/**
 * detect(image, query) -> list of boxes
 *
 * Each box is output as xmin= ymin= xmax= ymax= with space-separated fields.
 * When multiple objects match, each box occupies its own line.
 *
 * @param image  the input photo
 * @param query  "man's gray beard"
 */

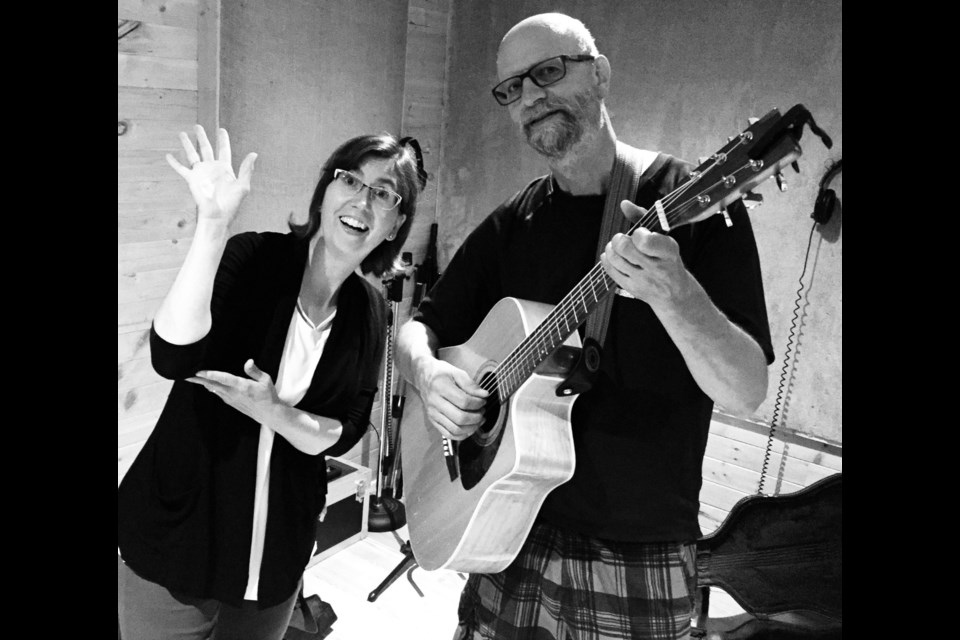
xmin=523 ymin=92 xmax=600 ymax=159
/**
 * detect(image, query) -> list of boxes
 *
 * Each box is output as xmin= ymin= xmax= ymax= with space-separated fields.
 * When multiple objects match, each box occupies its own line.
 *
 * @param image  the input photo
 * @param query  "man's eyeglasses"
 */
xmin=491 ymin=54 xmax=596 ymax=106
xmin=333 ymin=169 xmax=402 ymax=210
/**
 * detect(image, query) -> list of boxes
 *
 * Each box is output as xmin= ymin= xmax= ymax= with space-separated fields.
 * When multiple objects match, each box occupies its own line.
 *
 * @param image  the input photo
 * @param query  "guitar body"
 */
xmin=402 ymin=297 xmax=578 ymax=573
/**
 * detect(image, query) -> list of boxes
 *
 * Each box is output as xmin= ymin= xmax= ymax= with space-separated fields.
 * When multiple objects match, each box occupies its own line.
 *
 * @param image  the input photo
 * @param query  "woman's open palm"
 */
xmin=166 ymin=125 xmax=257 ymax=224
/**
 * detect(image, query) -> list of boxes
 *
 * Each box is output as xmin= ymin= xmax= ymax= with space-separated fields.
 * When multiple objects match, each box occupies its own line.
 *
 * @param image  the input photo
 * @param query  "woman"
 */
xmin=118 ymin=125 xmax=421 ymax=639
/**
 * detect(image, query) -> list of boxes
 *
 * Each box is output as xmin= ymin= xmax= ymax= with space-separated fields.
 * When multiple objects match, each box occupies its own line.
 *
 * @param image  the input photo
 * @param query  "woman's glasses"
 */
xmin=333 ymin=169 xmax=402 ymax=210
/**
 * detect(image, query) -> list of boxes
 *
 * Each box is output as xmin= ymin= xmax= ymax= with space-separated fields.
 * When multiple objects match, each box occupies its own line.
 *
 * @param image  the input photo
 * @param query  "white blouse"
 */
xmin=244 ymin=301 xmax=335 ymax=601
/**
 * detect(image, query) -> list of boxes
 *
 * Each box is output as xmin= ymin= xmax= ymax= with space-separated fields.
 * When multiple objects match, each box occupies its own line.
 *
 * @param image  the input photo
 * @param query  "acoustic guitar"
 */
xmin=402 ymin=105 xmax=832 ymax=573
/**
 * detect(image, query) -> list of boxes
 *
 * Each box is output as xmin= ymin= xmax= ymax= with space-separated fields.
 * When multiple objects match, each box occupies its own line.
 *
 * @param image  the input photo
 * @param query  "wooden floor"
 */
xmin=303 ymin=525 xmax=465 ymax=639
xmin=303 ymin=525 xmax=746 ymax=640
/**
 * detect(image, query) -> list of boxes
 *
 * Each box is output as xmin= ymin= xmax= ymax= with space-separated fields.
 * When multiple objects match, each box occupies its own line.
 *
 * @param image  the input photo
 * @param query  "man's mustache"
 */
xmin=521 ymin=103 xmax=571 ymax=128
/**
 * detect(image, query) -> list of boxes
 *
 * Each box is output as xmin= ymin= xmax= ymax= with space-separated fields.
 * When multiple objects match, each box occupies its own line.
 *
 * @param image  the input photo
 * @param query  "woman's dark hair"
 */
xmin=289 ymin=134 xmax=423 ymax=277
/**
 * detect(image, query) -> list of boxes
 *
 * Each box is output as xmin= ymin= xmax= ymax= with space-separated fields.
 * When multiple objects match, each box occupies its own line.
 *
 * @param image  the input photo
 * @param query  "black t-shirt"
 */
xmin=415 ymin=155 xmax=774 ymax=543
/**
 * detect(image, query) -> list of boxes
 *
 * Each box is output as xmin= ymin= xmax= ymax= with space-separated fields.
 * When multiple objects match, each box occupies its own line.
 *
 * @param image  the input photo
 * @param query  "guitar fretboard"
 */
xmin=492 ymin=214 xmax=667 ymax=400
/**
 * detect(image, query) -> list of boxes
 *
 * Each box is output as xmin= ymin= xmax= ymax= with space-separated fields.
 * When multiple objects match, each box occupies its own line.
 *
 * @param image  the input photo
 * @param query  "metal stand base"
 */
xmin=367 ymin=540 xmax=417 ymax=602
xmin=367 ymin=495 xmax=406 ymax=533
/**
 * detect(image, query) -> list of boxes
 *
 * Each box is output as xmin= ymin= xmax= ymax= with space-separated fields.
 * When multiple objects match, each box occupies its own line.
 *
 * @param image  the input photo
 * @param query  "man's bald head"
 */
xmin=494 ymin=13 xmax=611 ymax=161
xmin=497 ymin=13 xmax=599 ymax=80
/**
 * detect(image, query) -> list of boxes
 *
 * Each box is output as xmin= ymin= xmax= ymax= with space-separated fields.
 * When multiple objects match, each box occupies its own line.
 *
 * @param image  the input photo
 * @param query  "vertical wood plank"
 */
xmin=119 ymin=0 xmax=200 ymax=464
xmin=197 ymin=0 xmax=220 ymax=135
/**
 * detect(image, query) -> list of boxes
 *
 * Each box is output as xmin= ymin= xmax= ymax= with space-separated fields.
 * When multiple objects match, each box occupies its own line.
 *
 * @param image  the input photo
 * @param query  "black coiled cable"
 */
xmin=758 ymin=220 xmax=818 ymax=495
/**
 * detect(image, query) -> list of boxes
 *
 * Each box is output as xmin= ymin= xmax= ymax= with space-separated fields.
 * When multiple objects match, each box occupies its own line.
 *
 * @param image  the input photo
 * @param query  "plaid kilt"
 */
xmin=455 ymin=521 xmax=697 ymax=640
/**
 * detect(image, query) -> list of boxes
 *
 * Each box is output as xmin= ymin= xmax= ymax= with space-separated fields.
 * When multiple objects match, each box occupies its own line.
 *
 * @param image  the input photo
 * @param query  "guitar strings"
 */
xmin=482 ymin=157 xmax=756 ymax=398
xmin=481 ymin=145 xmax=757 ymax=398
xmin=483 ymin=165 xmax=717 ymax=394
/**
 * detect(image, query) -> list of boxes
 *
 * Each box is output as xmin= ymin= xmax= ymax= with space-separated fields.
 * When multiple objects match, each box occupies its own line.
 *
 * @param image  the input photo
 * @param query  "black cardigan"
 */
xmin=118 ymin=231 xmax=386 ymax=607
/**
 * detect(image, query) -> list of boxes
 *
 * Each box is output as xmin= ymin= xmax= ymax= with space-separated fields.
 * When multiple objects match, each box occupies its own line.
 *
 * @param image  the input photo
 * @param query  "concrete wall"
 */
xmin=440 ymin=0 xmax=842 ymax=443
xmin=219 ymin=0 xmax=409 ymax=234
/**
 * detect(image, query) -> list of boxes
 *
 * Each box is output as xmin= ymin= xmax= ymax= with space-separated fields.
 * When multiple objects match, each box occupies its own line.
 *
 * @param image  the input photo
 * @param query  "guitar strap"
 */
xmin=584 ymin=141 xmax=659 ymax=349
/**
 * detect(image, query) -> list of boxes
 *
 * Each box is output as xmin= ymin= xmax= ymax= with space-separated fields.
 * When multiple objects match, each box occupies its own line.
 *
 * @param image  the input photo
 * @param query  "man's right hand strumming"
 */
xmin=397 ymin=320 xmax=489 ymax=441
xmin=413 ymin=356 xmax=488 ymax=441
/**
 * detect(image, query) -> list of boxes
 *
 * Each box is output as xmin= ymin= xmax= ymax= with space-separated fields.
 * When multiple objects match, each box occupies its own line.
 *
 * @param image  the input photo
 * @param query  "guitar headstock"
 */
xmin=664 ymin=106 xmax=817 ymax=230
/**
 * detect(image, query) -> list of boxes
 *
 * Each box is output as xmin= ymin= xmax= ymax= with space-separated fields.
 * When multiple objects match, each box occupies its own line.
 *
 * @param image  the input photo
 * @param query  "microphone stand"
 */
xmin=367 ymin=271 xmax=407 ymax=534
xmin=367 ymin=253 xmax=423 ymax=603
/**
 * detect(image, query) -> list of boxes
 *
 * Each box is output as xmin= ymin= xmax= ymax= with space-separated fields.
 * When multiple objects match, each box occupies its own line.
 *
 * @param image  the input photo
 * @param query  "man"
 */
xmin=397 ymin=13 xmax=773 ymax=640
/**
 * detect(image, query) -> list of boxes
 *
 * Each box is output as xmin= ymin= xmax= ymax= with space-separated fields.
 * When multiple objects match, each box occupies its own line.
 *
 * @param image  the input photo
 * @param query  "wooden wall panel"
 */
xmin=118 ymin=210 xmax=196 ymax=244
xmin=119 ymin=410 xmax=163 ymax=449
xmin=119 ymin=379 xmax=174 ymax=421
xmin=118 ymin=0 xmax=198 ymax=28
xmin=118 ymin=327 xmax=152 ymax=364
xmin=117 ymin=22 xmax=197 ymax=59
xmin=118 ymin=1 xmax=200 ymax=482
xmin=119 ymin=87 xmax=197 ymax=121
xmin=118 ymin=54 xmax=197 ymax=91
xmin=698 ymin=417 xmax=842 ymax=534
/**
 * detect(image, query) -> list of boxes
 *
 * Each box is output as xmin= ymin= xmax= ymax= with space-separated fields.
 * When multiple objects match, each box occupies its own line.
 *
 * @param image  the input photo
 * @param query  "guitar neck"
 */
xmin=491 ymin=106 xmax=818 ymax=402
xmin=493 ymin=263 xmax=612 ymax=399
xmin=493 ymin=208 xmax=676 ymax=399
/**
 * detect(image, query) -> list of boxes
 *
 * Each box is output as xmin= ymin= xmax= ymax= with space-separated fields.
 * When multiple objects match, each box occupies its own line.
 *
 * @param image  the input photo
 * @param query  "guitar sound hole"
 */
xmin=458 ymin=372 xmax=505 ymax=491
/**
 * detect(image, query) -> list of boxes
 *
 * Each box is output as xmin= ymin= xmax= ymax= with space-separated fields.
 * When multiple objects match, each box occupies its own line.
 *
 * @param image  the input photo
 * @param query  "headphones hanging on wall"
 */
xmin=812 ymin=158 xmax=842 ymax=224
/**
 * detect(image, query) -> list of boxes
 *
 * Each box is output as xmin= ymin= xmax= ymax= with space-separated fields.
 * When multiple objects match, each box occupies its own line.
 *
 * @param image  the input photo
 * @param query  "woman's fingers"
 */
xmin=237 ymin=152 xmax=258 ymax=190
xmin=187 ymin=376 xmax=225 ymax=395
xmin=178 ymin=131 xmax=201 ymax=167
xmin=165 ymin=153 xmax=190 ymax=177
xmin=217 ymin=128 xmax=232 ymax=168
xmin=243 ymin=359 xmax=272 ymax=384
xmin=195 ymin=124 xmax=215 ymax=162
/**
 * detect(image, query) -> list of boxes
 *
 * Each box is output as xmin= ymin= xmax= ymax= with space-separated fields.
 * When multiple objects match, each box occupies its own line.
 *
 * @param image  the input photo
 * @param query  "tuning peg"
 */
xmin=719 ymin=208 xmax=733 ymax=227
xmin=747 ymin=117 xmax=759 ymax=125
xmin=697 ymin=156 xmax=709 ymax=165
xmin=774 ymin=171 xmax=788 ymax=192
xmin=741 ymin=192 xmax=763 ymax=210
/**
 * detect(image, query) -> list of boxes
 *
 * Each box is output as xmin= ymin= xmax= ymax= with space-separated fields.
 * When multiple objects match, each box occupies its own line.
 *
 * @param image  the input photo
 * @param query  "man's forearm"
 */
xmin=655 ymin=278 xmax=768 ymax=416
xmin=396 ymin=320 xmax=441 ymax=392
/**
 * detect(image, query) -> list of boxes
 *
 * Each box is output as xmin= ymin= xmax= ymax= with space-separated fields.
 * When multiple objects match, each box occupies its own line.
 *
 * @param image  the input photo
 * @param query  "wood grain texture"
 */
xmin=117 ymin=21 xmax=197 ymax=59
xmin=118 ymin=209 xmax=196 ymax=244
xmin=118 ymin=0 xmax=199 ymax=468
xmin=697 ymin=417 xmax=842 ymax=534
xmin=118 ymin=409 xmax=162 ymax=448
xmin=118 ymin=116 xmax=198 ymax=152
xmin=119 ymin=378 xmax=173 ymax=420
xmin=118 ymin=0 xmax=198 ymax=28
xmin=118 ymin=53 xmax=198 ymax=91
xmin=118 ymin=354 xmax=164 ymax=392
xmin=118 ymin=87 xmax=197 ymax=121
xmin=118 ymin=238 xmax=193 ymax=275
xmin=118 ymin=327 xmax=152 ymax=362
xmin=118 ymin=151 xmax=186 ymax=184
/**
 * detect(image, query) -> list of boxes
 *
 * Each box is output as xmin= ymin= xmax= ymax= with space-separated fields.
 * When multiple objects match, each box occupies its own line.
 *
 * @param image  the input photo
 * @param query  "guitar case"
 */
xmin=694 ymin=473 xmax=842 ymax=639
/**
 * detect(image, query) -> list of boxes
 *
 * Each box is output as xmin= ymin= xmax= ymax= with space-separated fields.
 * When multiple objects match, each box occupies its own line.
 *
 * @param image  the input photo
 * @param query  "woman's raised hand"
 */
xmin=166 ymin=125 xmax=257 ymax=224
